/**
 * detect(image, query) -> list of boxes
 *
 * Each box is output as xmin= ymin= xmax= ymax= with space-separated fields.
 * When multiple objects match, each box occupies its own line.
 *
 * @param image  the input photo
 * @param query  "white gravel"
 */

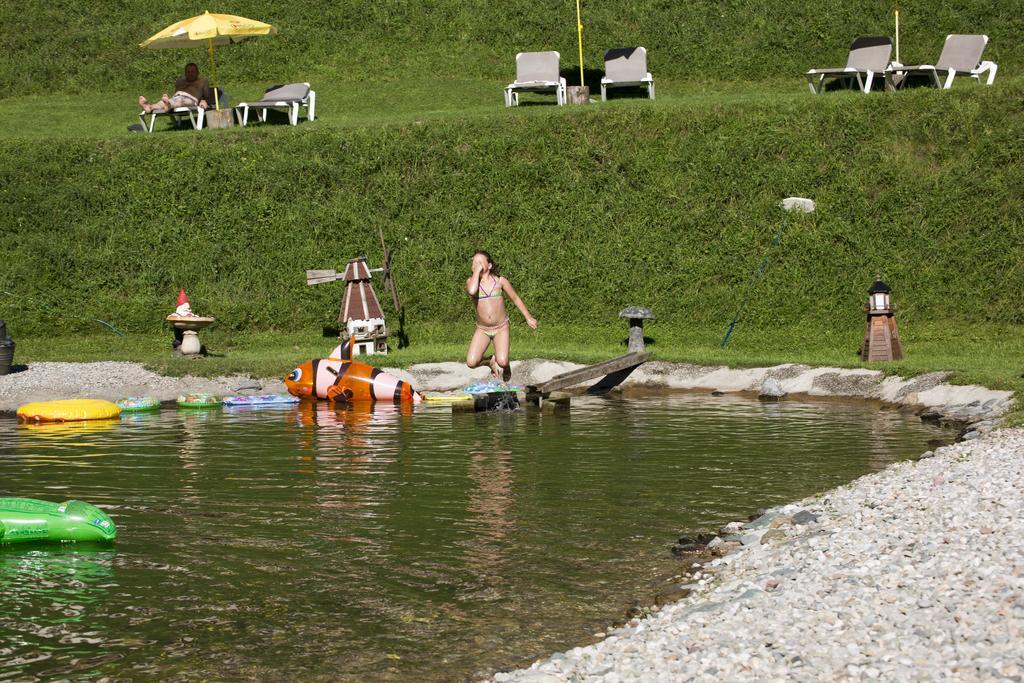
xmin=490 ymin=428 xmax=1024 ymax=682
xmin=0 ymin=362 xmax=284 ymax=411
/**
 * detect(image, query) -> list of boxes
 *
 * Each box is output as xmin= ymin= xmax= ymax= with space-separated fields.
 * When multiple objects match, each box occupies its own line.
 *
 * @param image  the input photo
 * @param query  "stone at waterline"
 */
xmin=711 ymin=540 xmax=742 ymax=556
xmin=676 ymin=532 xmax=716 ymax=545
xmin=671 ymin=542 xmax=704 ymax=556
xmin=760 ymin=528 xmax=788 ymax=544
xmin=719 ymin=520 xmax=745 ymax=535
xmin=739 ymin=531 xmax=765 ymax=546
xmin=744 ymin=512 xmax=778 ymax=529
xmin=759 ymin=378 xmax=786 ymax=400
xmin=792 ymin=510 xmax=820 ymax=525
xmin=654 ymin=586 xmax=692 ymax=606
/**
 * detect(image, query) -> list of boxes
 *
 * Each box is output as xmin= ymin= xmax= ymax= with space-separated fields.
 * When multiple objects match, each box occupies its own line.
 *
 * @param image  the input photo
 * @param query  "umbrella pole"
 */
xmin=894 ymin=1 xmax=900 ymax=63
xmin=207 ymin=38 xmax=220 ymax=110
xmin=576 ymin=0 xmax=585 ymax=88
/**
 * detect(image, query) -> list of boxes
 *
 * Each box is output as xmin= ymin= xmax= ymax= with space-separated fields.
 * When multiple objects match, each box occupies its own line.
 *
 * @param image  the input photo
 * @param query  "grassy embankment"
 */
xmin=1 ymin=1 xmax=1022 ymax=419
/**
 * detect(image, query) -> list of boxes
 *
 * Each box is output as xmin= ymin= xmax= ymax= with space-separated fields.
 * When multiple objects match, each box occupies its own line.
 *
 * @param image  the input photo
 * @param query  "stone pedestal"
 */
xmin=167 ymin=315 xmax=215 ymax=357
xmin=179 ymin=331 xmax=202 ymax=355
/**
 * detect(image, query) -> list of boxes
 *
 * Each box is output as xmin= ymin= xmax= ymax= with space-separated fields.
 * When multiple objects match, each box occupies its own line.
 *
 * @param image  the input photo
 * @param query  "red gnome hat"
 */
xmin=176 ymin=289 xmax=189 ymax=306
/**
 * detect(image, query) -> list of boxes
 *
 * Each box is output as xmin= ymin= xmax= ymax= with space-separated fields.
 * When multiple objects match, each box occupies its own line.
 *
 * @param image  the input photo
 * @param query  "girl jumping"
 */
xmin=466 ymin=250 xmax=538 ymax=382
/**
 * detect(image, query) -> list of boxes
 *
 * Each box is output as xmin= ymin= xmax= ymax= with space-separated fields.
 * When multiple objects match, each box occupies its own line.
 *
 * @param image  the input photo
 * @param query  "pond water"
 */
xmin=0 ymin=394 xmax=952 ymax=681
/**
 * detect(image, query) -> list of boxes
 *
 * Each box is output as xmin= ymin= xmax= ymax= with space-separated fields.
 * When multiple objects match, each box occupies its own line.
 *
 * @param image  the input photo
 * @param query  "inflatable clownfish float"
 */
xmin=284 ymin=337 xmax=422 ymax=403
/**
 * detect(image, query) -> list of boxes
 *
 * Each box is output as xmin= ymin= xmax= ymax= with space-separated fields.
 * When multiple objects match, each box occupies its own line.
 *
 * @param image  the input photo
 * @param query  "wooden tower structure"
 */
xmin=337 ymin=257 xmax=388 ymax=355
xmin=305 ymin=229 xmax=402 ymax=357
xmin=862 ymin=275 xmax=903 ymax=362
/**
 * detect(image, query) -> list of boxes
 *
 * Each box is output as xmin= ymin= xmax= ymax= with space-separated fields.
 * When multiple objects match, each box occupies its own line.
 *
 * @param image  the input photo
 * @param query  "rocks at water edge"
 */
xmin=489 ymin=428 xmax=1024 ymax=682
xmin=758 ymin=378 xmax=786 ymax=400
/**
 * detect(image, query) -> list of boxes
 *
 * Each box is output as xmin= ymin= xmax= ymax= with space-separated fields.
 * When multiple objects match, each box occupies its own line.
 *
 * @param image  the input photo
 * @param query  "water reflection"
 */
xmin=0 ymin=546 xmax=117 ymax=679
xmin=465 ymin=438 xmax=514 ymax=581
xmin=13 ymin=419 xmax=120 ymax=468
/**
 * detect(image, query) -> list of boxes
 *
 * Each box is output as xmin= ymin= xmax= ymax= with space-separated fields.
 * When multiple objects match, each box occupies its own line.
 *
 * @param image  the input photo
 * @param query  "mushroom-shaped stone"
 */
xmin=618 ymin=306 xmax=655 ymax=353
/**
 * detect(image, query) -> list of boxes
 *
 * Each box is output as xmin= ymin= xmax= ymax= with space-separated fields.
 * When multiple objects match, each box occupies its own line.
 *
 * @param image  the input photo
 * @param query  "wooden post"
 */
xmin=566 ymin=86 xmax=590 ymax=104
xmin=525 ymin=391 xmax=572 ymax=413
xmin=205 ymin=109 xmax=234 ymax=129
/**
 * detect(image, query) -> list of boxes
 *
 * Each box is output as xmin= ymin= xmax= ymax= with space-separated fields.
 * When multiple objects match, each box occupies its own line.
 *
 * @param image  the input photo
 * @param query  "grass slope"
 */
xmin=2 ymin=0 xmax=1021 ymax=96
xmin=2 ymin=83 xmax=1022 ymax=338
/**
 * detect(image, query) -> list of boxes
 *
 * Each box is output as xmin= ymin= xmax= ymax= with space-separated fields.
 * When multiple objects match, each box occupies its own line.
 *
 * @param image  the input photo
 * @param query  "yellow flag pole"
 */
xmin=894 ymin=0 xmax=900 ymax=63
xmin=207 ymin=38 xmax=220 ymax=110
xmin=576 ymin=0 xmax=585 ymax=89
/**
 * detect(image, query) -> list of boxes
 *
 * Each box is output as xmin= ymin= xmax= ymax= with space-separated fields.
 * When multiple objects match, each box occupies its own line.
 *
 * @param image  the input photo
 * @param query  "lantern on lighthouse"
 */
xmin=861 ymin=274 xmax=903 ymax=361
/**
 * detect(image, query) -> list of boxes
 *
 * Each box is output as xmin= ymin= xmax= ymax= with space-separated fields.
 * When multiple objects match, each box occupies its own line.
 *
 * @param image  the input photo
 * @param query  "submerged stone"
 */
xmin=792 ymin=510 xmax=820 ymax=525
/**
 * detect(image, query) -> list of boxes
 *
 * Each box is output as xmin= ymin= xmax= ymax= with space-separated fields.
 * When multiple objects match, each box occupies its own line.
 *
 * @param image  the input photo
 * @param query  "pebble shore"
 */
xmin=490 ymin=427 xmax=1024 ymax=682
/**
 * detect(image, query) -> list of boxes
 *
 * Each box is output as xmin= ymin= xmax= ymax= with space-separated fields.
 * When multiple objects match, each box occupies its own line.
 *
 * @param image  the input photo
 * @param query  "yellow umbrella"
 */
xmin=140 ymin=11 xmax=277 ymax=110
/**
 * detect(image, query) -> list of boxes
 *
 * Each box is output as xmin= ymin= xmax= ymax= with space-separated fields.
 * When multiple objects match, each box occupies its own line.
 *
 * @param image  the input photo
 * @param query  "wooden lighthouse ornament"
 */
xmin=340 ymin=257 xmax=388 ymax=355
xmin=862 ymin=274 xmax=903 ymax=362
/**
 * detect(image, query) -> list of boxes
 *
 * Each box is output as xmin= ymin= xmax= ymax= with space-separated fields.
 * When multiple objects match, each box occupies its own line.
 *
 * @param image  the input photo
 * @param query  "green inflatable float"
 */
xmin=0 ymin=498 xmax=117 ymax=545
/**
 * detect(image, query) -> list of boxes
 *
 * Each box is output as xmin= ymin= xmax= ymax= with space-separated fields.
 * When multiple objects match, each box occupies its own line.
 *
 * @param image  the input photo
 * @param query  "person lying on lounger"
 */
xmin=138 ymin=62 xmax=209 ymax=113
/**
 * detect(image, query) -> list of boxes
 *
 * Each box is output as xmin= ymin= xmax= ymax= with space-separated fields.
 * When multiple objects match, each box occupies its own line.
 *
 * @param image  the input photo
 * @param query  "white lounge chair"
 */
xmin=138 ymin=105 xmax=205 ymax=133
xmin=885 ymin=34 xmax=997 ymax=89
xmin=601 ymin=47 xmax=655 ymax=101
xmin=806 ymin=36 xmax=892 ymax=94
xmin=504 ymin=51 xmax=566 ymax=107
xmin=235 ymin=83 xmax=316 ymax=127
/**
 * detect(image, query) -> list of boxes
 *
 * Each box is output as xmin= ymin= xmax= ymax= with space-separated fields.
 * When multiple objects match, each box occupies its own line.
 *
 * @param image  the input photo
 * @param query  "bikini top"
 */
xmin=477 ymin=276 xmax=503 ymax=300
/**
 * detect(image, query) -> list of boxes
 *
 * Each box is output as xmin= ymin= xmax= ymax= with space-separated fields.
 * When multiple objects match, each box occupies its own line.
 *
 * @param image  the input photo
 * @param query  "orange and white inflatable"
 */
xmin=284 ymin=337 xmax=422 ymax=403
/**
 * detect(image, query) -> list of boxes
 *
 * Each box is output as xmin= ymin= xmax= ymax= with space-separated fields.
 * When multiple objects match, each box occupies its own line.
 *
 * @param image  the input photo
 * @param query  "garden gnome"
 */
xmin=174 ymin=289 xmax=196 ymax=317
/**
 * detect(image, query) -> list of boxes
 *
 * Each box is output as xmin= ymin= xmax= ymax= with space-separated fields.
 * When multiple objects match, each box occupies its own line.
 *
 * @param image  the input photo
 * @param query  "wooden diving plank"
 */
xmin=528 ymin=352 xmax=650 ymax=395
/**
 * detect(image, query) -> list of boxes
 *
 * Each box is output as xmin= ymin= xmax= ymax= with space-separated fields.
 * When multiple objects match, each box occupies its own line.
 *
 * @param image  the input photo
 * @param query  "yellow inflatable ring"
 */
xmin=17 ymin=399 xmax=121 ymax=423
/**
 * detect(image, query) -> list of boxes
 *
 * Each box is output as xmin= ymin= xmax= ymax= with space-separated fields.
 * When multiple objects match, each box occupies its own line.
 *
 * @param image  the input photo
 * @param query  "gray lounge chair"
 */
xmin=885 ymin=34 xmax=997 ymax=89
xmin=504 ymin=51 xmax=566 ymax=107
xmin=805 ymin=36 xmax=893 ymax=94
xmin=235 ymin=83 xmax=316 ymax=127
xmin=601 ymin=47 xmax=655 ymax=101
